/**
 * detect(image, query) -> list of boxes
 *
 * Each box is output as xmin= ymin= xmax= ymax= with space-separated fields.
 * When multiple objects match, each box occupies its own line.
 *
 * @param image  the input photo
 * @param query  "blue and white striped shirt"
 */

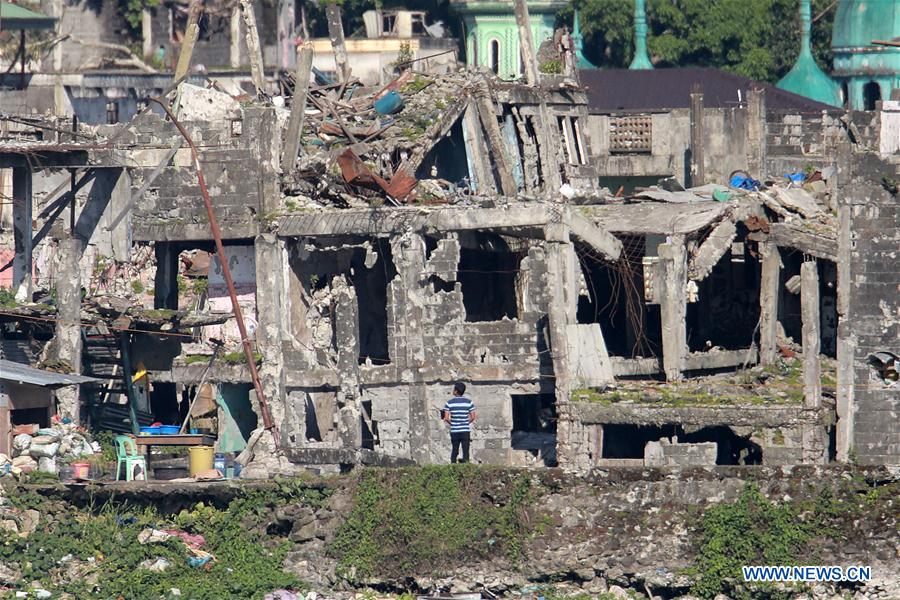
xmin=443 ymin=396 xmax=475 ymax=433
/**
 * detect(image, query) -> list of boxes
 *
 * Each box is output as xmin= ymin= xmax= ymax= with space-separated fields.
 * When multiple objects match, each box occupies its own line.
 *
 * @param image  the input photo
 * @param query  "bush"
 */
xmin=329 ymin=465 xmax=533 ymax=580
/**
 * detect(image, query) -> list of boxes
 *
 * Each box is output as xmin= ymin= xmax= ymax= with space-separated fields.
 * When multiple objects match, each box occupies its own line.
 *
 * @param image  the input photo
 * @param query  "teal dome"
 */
xmin=777 ymin=0 xmax=840 ymax=106
xmin=831 ymin=0 xmax=900 ymax=109
xmin=832 ymin=0 xmax=900 ymax=50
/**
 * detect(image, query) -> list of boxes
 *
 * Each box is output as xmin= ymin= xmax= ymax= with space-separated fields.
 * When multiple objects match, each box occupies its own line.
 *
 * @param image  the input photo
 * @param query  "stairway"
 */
xmin=81 ymin=327 xmax=153 ymax=433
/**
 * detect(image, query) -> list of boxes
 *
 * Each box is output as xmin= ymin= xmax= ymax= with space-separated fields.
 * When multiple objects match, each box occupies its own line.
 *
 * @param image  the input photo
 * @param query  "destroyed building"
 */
xmin=1 ymin=1 xmax=899 ymax=475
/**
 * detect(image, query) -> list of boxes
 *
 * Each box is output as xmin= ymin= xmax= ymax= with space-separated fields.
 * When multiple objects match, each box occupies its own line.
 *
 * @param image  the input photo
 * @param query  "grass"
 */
xmin=329 ymin=465 xmax=535 ymax=581
xmin=687 ymin=482 xmax=871 ymax=599
xmin=0 ymin=479 xmax=331 ymax=599
xmin=183 ymin=352 xmax=262 ymax=365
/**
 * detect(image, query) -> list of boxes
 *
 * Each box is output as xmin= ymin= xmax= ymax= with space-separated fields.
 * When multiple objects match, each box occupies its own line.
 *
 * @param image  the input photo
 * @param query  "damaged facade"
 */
xmin=1 ymin=3 xmax=899 ymax=475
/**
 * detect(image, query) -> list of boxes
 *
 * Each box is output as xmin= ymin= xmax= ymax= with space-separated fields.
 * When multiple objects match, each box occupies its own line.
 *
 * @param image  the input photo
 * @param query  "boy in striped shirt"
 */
xmin=442 ymin=382 xmax=477 ymax=463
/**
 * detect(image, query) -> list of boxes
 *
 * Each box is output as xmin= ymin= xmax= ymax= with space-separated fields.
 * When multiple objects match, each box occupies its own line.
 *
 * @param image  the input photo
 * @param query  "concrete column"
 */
xmin=153 ymin=242 xmax=179 ymax=310
xmin=758 ymin=241 xmax=781 ymax=365
xmin=835 ymin=167 xmax=855 ymax=462
xmin=334 ymin=276 xmax=362 ymax=449
xmin=747 ymin=88 xmax=766 ymax=178
xmin=512 ymin=0 xmax=540 ymax=84
xmin=393 ymin=233 xmax=430 ymax=463
xmin=246 ymin=107 xmax=281 ymax=216
xmin=544 ymin=224 xmax=578 ymax=469
xmin=689 ymin=92 xmax=705 ymax=186
xmin=801 ymin=260 xmax=821 ymax=408
xmin=462 ymin=104 xmax=496 ymax=194
xmin=659 ymin=236 xmax=687 ymax=381
xmin=141 ymin=9 xmax=153 ymax=59
xmin=54 ymin=237 xmax=83 ymax=423
xmin=800 ymin=259 xmax=827 ymax=463
xmin=230 ymin=4 xmax=242 ymax=69
xmin=12 ymin=167 xmax=32 ymax=301
xmin=254 ymin=234 xmax=290 ymax=456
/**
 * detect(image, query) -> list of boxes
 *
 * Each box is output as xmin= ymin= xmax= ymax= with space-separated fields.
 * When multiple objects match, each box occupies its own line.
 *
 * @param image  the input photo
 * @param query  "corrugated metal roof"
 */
xmin=0 ymin=2 xmax=57 ymax=31
xmin=0 ymin=359 xmax=98 ymax=387
xmin=579 ymin=67 xmax=837 ymax=113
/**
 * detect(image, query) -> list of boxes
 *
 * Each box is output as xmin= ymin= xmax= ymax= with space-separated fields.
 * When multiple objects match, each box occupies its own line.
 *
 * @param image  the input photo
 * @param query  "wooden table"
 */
xmin=133 ymin=434 xmax=216 ymax=479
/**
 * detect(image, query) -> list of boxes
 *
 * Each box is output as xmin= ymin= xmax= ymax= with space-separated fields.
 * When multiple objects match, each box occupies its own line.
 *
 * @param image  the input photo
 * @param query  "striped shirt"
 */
xmin=443 ymin=396 xmax=475 ymax=433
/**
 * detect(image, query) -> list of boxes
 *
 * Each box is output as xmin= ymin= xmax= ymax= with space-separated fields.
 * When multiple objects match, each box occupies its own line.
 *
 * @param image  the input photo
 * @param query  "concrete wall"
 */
xmin=586 ymin=108 xmax=751 ymax=187
xmin=129 ymin=109 xmax=269 ymax=242
xmin=843 ymin=157 xmax=900 ymax=465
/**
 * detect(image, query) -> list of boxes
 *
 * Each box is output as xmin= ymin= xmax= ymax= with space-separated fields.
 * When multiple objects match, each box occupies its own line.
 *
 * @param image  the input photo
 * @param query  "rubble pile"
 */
xmin=2 ymin=420 xmax=99 ymax=477
xmin=276 ymin=69 xmax=477 ymax=206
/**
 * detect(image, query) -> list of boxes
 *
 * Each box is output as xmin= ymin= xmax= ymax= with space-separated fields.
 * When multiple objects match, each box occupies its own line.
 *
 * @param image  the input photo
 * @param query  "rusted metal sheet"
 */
xmin=336 ymin=148 xmax=418 ymax=201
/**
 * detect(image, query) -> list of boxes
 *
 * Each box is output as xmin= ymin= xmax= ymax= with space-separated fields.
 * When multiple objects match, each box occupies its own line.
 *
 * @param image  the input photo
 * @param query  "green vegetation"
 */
xmin=183 ymin=351 xmax=262 ymax=366
xmin=570 ymin=0 xmax=836 ymax=84
xmin=393 ymin=41 xmax=414 ymax=70
xmin=131 ymin=280 xmax=145 ymax=295
xmin=0 ymin=288 xmax=17 ymax=307
xmin=401 ymin=74 xmax=432 ymax=94
xmin=222 ymin=351 xmax=263 ymax=365
xmin=689 ymin=483 xmax=863 ymax=599
xmin=539 ymin=59 xmax=563 ymax=74
xmin=329 ymin=465 xmax=535 ymax=581
xmin=191 ymin=278 xmax=209 ymax=296
xmin=0 ymin=479 xmax=330 ymax=599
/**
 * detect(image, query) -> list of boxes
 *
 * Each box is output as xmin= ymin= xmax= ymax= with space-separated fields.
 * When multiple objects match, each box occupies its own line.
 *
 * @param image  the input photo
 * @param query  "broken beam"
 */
xmin=567 ymin=211 xmax=623 ymax=262
xmin=474 ymin=82 xmax=517 ymax=197
xmin=325 ymin=3 xmax=350 ymax=83
xmin=239 ymin=0 xmax=266 ymax=95
xmin=768 ymin=222 xmax=838 ymax=261
xmin=280 ymin=43 xmax=314 ymax=173
xmin=173 ymin=0 xmax=203 ymax=82
xmin=688 ymin=219 xmax=737 ymax=280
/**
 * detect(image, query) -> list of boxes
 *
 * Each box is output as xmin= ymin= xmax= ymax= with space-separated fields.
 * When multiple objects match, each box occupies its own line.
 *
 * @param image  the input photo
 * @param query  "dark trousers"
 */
xmin=450 ymin=431 xmax=471 ymax=463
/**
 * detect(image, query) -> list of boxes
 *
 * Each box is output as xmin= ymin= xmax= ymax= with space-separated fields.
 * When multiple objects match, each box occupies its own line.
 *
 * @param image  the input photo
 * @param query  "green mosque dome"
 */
xmin=777 ymin=0 xmax=840 ymax=106
xmin=831 ymin=0 xmax=900 ymax=109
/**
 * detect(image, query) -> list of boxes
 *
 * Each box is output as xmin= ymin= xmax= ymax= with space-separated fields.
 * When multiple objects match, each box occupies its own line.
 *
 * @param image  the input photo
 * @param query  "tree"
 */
xmin=571 ymin=0 xmax=835 ymax=84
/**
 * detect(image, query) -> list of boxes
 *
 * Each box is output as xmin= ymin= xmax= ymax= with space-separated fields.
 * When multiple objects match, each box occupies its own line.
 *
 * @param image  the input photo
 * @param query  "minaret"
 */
xmin=573 ymin=9 xmax=597 ymax=69
xmin=628 ymin=0 xmax=652 ymax=69
xmin=777 ymin=0 xmax=840 ymax=106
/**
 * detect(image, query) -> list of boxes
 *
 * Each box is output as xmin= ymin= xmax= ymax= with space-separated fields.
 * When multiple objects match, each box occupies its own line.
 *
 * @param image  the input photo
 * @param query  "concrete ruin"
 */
xmin=1 ymin=26 xmax=899 ymax=473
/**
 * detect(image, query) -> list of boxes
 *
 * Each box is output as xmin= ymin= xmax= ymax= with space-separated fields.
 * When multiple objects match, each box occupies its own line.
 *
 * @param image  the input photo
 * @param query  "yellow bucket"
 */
xmin=188 ymin=446 xmax=215 ymax=477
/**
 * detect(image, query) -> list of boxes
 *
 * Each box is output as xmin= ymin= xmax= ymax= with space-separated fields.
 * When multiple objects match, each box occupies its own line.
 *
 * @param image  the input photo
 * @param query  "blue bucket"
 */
xmin=140 ymin=426 xmax=161 ymax=435
xmin=374 ymin=90 xmax=404 ymax=115
xmin=158 ymin=425 xmax=180 ymax=435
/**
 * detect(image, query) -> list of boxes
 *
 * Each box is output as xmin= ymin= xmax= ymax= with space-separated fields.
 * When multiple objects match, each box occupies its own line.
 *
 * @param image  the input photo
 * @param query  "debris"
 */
xmin=729 ymin=171 xmax=762 ymax=191
xmin=868 ymin=352 xmax=899 ymax=385
xmin=374 ymin=90 xmax=404 ymax=115
xmin=771 ymin=186 xmax=822 ymax=218
xmin=139 ymin=558 xmax=172 ymax=572
xmin=138 ymin=528 xmax=173 ymax=544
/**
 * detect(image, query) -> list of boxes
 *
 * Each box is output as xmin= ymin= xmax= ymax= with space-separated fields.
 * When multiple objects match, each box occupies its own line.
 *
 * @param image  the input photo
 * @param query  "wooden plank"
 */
xmin=133 ymin=434 xmax=216 ymax=446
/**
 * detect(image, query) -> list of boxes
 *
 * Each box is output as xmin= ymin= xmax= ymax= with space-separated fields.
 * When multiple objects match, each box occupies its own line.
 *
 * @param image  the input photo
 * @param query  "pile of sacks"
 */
xmin=2 ymin=421 xmax=99 ymax=476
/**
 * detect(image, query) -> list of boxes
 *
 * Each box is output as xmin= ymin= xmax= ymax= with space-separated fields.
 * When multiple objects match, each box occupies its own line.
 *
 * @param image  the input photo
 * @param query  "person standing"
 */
xmin=443 ymin=382 xmax=476 ymax=463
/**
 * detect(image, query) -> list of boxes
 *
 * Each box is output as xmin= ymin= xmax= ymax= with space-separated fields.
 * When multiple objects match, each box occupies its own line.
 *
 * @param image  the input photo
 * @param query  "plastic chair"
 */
xmin=115 ymin=435 xmax=147 ymax=481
